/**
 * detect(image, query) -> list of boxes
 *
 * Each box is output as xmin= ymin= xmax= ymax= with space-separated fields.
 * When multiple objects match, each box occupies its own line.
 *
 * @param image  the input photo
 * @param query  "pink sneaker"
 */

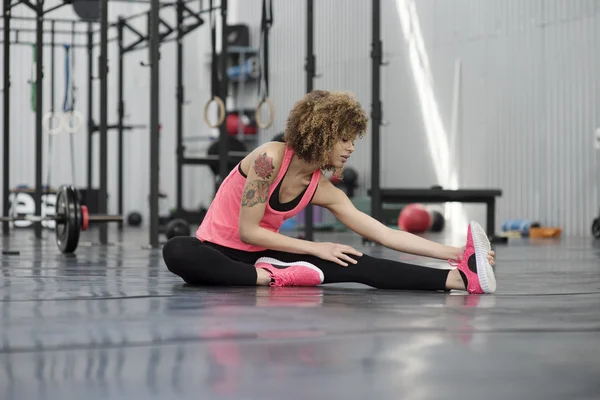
xmin=449 ymin=221 xmax=497 ymax=294
xmin=255 ymin=257 xmax=324 ymax=287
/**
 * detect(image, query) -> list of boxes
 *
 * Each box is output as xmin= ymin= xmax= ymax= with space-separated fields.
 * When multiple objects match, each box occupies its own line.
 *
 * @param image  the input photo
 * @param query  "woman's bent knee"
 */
xmin=162 ymin=236 xmax=199 ymax=275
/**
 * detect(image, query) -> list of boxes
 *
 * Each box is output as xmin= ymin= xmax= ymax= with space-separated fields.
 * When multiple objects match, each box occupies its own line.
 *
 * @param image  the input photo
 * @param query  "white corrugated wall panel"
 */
xmin=404 ymin=0 xmax=600 ymax=236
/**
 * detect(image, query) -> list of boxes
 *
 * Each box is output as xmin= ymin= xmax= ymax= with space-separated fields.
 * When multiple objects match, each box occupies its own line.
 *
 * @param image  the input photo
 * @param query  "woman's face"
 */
xmin=329 ymin=138 xmax=355 ymax=169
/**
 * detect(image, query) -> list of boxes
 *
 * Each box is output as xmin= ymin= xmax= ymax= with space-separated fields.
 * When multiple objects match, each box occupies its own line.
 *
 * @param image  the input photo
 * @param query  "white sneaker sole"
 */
xmin=255 ymin=257 xmax=325 ymax=284
xmin=469 ymin=221 xmax=497 ymax=294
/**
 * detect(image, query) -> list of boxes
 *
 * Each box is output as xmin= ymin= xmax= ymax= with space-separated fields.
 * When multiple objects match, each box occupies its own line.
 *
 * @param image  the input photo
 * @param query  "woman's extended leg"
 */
xmin=257 ymin=251 xmax=454 ymax=291
xmin=257 ymin=222 xmax=496 ymax=294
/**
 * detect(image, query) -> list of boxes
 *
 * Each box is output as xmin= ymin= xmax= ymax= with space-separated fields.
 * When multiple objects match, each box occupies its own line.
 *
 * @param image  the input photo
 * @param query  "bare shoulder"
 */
xmin=240 ymin=141 xmax=286 ymax=179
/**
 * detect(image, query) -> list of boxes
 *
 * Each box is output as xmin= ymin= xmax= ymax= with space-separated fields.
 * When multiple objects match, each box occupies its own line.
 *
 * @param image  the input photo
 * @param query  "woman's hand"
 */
xmin=487 ymin=250 xmax=496 ymax=266
xmin=312 ymin=242 xmax=363 ymax=267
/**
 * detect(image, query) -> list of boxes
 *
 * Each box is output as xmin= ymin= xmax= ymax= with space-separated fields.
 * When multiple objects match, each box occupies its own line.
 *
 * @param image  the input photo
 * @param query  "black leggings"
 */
xmin=162 ymin=236 xmax=450 ymax=291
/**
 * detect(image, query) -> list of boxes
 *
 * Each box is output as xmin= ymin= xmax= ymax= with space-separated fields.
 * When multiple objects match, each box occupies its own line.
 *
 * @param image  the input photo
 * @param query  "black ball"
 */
xmin=166 ymin=219 xmax=191 ymax=239
xmin=430 ymin=210 xmax=445 ymax=232
xmin=272 ymin=132 xmax=285 ymax=142
xmin=127 ymin=211 xmax=143 ymax=227
xmin=592 ymin=218 xmax=600 ymax=239
xmin=207 ymin=137 xmax=247 ymax=176
xmin=343 ymin=167 xmax=358 ymax=186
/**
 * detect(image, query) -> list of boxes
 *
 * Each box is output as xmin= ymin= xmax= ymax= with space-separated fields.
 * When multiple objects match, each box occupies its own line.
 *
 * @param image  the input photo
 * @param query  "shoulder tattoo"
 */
xmin=241 ymin=180 xmax=270 ymax=207
xmin=253 ymin=152 xmax=275 ymax=179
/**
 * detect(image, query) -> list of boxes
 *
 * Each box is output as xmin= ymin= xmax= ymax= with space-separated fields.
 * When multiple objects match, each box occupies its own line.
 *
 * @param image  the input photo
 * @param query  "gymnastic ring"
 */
xmin=255 ymin=97 xmax=274 ymax=129
xmin=62 ymin=110 xmax=84 ymax=133
xmin=203 ymin=96 xmax=226 ymax=128
xmin=42 ymin=112 xmax=62 ymax=135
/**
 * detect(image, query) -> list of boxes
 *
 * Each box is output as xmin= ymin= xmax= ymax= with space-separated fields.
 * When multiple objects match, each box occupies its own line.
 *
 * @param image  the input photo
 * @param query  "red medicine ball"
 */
xmin=226 ymin=113 xmax=257 ymax=135
xmin=398 ymin=203 xmax=432 ymax=233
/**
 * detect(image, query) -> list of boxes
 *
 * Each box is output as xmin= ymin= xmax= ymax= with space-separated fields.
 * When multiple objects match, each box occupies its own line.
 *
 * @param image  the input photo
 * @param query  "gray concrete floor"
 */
xmin=1 ymin=226 xmax=600 ymax=400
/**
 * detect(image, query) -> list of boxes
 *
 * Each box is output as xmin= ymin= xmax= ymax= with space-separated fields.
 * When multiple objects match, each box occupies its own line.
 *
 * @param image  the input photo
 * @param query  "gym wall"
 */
xmin=382 ymin=0 xmax=600 ymax=236
xmin=2 ymin=0 xmax=598 ymax=236
xmin=243 ymin=0 xmax=598 ymax=236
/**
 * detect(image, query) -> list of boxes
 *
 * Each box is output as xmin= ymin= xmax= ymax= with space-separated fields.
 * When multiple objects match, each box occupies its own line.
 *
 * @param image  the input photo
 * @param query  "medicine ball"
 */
xmin=344 ymin=167 xmax=358 ymax=186
xmin=127 ymin=211 xmax=143 ymax=227
xmin=398 ymin=203 xmax=431 ymax=233
xmin=272 ymin=132 xmax=285 ymax=142
xmin=429 ymin=209 xmax=445 ymax=232
xmin=329 ymin=168 xmax=359 ymax=197
xmin=207 ymin=137 xmax=248 ymax=176
xmin=165 ymin=219 xmax=191 ymax=240
xmin=592 ymin=218 xmax=600 ymax=239
xmin=226 ymin=112 xmax=257 ymax=135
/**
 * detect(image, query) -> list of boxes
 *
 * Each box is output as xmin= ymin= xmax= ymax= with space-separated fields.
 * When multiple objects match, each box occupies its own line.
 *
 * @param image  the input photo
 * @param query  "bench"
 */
xmin=371 ymin=188 xmax=503 ymax=234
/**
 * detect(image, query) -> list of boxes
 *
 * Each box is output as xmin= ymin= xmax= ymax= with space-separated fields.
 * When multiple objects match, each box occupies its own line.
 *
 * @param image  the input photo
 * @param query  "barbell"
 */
xmin=0 ymin=185 xmax=123 ymax=253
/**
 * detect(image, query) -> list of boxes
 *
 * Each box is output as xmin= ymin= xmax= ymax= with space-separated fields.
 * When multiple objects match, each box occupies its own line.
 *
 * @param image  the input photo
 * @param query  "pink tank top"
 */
xmin=196 ymin=145 xmax=321 ymax=251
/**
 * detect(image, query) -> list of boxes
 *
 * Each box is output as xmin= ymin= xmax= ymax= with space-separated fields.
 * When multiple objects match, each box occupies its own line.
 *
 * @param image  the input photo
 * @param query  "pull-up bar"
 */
xmin=0 ymin=39 xmax=87 ymax=48
xmin=0 ymin=15 xmax=90 ymax=24
xmin=0 ymin=26 xmax=87 ymax=47
xmin=0 ymin=25 xmax=91 ymax=35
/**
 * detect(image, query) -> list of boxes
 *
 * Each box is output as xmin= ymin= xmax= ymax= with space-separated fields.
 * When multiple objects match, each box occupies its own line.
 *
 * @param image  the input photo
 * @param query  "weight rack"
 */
xmin=2 ymin=0 xmax=385 ymax=248
xmin=1 ymin=0 xmax=220 ymax=249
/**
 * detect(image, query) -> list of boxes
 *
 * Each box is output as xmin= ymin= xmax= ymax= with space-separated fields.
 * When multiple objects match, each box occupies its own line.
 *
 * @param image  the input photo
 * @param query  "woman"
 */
xmin=163 ymin=90 xmax=497 ymax=294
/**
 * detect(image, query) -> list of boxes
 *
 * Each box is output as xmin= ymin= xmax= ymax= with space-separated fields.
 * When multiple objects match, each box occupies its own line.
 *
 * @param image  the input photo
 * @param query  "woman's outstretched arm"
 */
xmin=312 ymin=176 xmax=462 ymax=261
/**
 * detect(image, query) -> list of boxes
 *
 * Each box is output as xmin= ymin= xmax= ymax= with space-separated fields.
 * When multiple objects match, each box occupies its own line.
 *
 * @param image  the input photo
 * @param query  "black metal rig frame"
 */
xmin=0 ymin=1 xmax=90 ymax=239
xmin=174 ymin=0 xmax=233 ymax=209
xmin=106 ymin=0 xmax=211 ymax=246
xmin=300 ymin=0 xmax=383 ymax=241
xmin=3 ymin=0 xmax=378 ymax=246
xmin=304 ymin=0 xmax=315 ymax=241
xmin=1 ymin=0 xmax=216 ymax=249
xmin=371 ymin=0 xmax=383 ymax=223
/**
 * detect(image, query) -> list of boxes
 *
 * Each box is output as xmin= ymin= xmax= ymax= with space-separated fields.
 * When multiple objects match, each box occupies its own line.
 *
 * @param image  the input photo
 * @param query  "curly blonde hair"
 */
xmin=283 ymin=90 xmax=368 ymax=172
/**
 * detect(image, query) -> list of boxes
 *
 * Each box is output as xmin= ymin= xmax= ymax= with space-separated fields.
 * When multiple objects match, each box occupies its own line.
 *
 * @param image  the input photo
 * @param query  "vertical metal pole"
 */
xmin=99 ymin=0 xmax=109 ymax=244
xmin=48 ymin=21 xmax=55 ymax=201
xmin=87 ymin=23 xmax=93 ymax=191
xmin=217 ymin=0 xmax=228 ymax=188
xmin=149 ymin=0 xmax=160 ymax=247
xmin=34 ymin=0 xmax=44 ymax=239
xmin=175 ymin=0 xmax=184 ymax=211
xmin=2 ymin=0 xmax=10 ymax=233
xmin=304 ymin=0 xmax=314 ymax=241
xmin=50 ymin=22 xmax=55 ymax=115
xmin=371 ymin=0 xmax=382 ymax=223
xmin=262 ymin=1 xmax=269 ymax=104
xmin=117 ymin=18 xmax=124 ymax=229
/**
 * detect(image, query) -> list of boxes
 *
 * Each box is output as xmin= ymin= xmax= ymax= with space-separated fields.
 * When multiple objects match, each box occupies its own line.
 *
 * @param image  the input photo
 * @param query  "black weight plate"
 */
xmin=73 ymin=186 xmax=82 ymax=230
xmin=207 ymin=137 xmax=247 ymax=176
xmin=592 ymin=218 xmax=600 ymax=239
xmin=72 ymin=0 xmax=99 ymax=22
xmin=55 ymin=187 xmax=67 ymax=244
xmin=55 ymin=186 xmax=81 ymax=253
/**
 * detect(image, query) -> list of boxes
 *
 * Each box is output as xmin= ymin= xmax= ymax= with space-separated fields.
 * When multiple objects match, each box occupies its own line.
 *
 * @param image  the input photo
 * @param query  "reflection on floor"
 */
xmin=1 ymin=227 xmax=599 ymax=400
